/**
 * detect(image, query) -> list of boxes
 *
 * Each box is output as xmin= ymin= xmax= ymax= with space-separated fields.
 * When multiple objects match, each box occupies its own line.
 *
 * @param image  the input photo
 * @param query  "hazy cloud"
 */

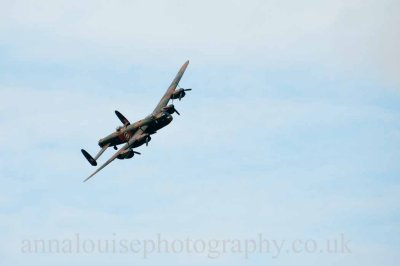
xmin=0 ymin=0 xmax=398 ymax=85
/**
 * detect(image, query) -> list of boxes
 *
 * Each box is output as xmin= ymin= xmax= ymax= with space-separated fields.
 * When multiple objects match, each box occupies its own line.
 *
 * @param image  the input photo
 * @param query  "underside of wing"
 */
xmin=152 ymin=60 xmax=189 ymax=114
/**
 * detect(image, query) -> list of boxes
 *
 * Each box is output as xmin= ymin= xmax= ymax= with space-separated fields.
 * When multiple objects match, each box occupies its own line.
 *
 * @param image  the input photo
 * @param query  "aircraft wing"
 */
xmin=83 ymin=128 xmax=146 ymax=182
xmin=83 ymin=60 xmax=189 ymax=182
xmin=151 ymin=60 xmax=189 ymax=115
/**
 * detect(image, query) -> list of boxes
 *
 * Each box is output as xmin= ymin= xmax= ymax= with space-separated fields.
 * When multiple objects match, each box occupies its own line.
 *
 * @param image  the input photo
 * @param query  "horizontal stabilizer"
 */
xmin=115 ymin=110 xmax=130 ymax=126
xmin=81 ymin=149 xmax=97 ymax=166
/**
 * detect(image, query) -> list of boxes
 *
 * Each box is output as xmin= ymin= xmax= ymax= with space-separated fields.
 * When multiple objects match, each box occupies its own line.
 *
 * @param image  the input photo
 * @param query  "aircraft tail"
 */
xmin=81 ymin=149 xmax=97 ymax=166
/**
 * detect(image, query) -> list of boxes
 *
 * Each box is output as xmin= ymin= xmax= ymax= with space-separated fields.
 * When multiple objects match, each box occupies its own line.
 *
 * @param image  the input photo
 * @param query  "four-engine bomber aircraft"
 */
xmin=81 ymin=60 xmax=191 ymax=182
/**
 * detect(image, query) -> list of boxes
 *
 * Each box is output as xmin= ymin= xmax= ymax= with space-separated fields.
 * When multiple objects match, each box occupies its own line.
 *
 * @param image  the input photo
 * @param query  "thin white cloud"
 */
xmin=0 ymin=0 xmax=398 ymax=85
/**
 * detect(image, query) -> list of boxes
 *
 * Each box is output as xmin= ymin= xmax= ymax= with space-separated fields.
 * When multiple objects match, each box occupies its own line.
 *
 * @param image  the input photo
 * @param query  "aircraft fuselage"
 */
xmin=98 ymin=112 xmax=173 ymax=148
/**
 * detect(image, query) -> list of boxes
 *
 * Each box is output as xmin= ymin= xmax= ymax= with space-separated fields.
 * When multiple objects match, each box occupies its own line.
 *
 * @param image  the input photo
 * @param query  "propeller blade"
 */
xmin=133 ymin=151 xmax=141 ymax=155
xmin=168 ymin=104 xmax=180 ymax=115
xmin=184 ymin=88 xmax=192 ymax=91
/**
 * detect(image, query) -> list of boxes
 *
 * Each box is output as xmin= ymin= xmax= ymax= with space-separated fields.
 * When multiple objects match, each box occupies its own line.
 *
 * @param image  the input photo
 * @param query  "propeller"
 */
xmin=177 ymin=84 xmax=192 ymax=92
xmin=133 ymin=151 xmax=141 ymax=155
xmin=169 ymin=104 xmax=180 ymax=115
xmin=179 ymin=89 xmax=192 ymax=101
xmin=172 ymin=87 xmax=192 ymax=102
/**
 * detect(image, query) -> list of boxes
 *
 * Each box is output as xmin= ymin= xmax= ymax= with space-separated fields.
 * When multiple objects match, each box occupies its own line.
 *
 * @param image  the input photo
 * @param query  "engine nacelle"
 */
xmin=153 ymin=111 xmax=173 ymax=125
xmin=132 ymin=133 xmax=151 ymax=148
xmin=117 ymin=148 xmax=135 ymax=160
xmin=163 ymin=104 xmax=175 ymax=114
xmin=137 ymin=133 xmax=150 ymax=142
xmin=171 ymin=88 xmax=186 ymax=100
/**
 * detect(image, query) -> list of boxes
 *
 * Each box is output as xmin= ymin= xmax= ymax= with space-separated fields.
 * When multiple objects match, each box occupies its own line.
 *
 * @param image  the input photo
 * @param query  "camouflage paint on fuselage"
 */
xmin=98 ymin=112 xmax=173 ymax=148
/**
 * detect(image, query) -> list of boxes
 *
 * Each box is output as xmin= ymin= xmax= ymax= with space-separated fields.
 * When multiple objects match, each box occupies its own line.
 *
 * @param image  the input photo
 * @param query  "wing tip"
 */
xmin=83 ymin=172 xmax=96 ymax=182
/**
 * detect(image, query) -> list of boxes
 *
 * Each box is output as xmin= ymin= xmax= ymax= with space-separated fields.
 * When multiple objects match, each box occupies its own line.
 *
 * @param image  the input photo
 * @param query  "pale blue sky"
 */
xmin=0 ymin=0 xmax=399 ymax=265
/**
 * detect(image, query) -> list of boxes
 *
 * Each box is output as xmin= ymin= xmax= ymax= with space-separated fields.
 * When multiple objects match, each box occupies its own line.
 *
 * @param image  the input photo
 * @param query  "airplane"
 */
xmin=81 ymin=60 xmax=191 ymax=182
